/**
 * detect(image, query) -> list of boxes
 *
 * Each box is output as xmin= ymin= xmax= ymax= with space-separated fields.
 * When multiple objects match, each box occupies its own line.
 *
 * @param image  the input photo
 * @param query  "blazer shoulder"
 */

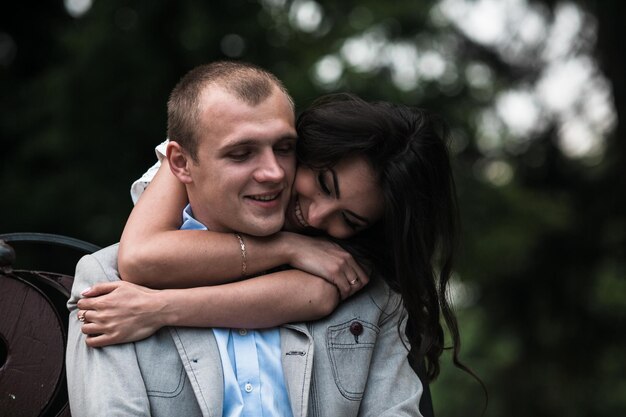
xmin=89 ymin=243 xmax=120 ymax=269
xmin=77 ymin=243 xmax=119 ymax=275
xmin=69 ymin=243 xmax=121 ymax=308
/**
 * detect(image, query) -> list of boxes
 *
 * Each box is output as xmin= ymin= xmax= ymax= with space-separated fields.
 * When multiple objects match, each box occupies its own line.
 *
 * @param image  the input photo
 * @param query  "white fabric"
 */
xmin=130 ymin=140 xmax=169 ymax=205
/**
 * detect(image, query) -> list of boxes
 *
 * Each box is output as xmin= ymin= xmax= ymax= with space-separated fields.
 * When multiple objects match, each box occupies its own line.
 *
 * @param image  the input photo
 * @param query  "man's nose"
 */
xmin=253 ymin=150 xmax=285 ymax=183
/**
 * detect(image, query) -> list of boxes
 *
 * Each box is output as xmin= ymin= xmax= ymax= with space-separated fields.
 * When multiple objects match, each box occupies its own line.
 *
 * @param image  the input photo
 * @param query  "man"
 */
xmin=66 ymin=61 xmax=423 ymax=416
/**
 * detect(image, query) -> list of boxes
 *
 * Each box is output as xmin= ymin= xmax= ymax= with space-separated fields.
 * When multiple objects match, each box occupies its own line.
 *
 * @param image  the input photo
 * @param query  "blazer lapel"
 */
xmin=169 ymin=327 xmax=224 ymax=417
xmin=281 ymin=324 xmax=314 ymax=417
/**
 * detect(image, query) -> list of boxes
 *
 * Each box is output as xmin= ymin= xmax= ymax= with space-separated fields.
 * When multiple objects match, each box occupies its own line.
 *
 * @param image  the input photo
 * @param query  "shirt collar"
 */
xmin=180 ymin=204 xmax=208 ymax=231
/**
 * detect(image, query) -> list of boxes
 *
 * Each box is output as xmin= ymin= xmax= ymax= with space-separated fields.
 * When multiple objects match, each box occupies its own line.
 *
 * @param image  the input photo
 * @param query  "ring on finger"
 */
xmin=78 ymin=311 xmax=86 ymax=322
xmin=349 ymin=277 xmax=359 ymax=286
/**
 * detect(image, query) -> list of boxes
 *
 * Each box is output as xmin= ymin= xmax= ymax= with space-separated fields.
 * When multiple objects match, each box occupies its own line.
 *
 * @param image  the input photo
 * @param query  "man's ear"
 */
xmin=166 ymin=141 xmax=193 ymax=184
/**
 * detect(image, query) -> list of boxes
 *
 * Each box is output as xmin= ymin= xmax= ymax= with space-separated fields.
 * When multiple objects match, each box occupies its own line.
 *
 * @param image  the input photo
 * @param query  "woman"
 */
xmin=78 ymin=93 xmax=463 ymax=383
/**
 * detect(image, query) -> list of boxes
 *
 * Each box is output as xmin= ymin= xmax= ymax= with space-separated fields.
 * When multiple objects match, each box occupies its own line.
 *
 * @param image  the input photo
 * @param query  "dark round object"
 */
xmin=349 ymin=321 xmax=364 ymax=336
xmin=0 ymin=240 xmax=16 ymax=267
xmin=0 ymin=273 xmax=65 ymax=416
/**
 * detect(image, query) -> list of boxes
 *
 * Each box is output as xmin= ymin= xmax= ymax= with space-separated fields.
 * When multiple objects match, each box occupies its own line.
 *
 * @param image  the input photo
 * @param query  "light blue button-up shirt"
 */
xmin=181 ymin=205 xmax=294 ymax=417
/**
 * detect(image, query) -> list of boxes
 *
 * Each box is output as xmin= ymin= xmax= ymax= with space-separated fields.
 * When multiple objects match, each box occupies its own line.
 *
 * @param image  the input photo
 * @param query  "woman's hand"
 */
xmin=282 ymin=233 xmax=369 ymax=299
xmin=76 ymin=281 xmax=165 ymax=348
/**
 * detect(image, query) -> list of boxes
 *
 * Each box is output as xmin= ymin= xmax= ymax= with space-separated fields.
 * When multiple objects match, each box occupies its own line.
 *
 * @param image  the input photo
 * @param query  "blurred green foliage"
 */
xmin=1 ymin=1 xmax=624 ymax=416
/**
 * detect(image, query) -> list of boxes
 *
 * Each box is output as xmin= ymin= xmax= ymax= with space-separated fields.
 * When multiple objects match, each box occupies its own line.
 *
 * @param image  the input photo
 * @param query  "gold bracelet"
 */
xmin=234 ymin=233 xmax=247 ymax=276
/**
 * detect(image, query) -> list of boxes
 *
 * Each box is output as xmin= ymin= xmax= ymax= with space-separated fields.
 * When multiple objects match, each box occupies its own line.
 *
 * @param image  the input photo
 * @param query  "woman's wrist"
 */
xmin=157 ymin=287 xmax=220 ymax=328
xmin=272 ymin=231 xmax=302 ymax=266
xmin=155 ymin=289 xmax=183 ymax=327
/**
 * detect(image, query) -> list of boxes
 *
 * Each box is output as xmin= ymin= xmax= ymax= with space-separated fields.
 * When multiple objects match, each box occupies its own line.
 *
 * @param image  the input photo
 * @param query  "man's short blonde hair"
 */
xmin=167 ymin=61 xmax=294 ymax=161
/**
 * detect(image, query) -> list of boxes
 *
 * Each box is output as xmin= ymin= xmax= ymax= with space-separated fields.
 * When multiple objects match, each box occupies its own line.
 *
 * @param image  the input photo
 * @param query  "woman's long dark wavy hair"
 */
xmin=296 ymin=93 xmax=474 ymax=384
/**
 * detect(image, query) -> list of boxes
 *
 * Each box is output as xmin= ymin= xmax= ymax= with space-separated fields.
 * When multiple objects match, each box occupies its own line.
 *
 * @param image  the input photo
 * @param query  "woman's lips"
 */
xmin=294 ymin=197 xmax=309 ymax=228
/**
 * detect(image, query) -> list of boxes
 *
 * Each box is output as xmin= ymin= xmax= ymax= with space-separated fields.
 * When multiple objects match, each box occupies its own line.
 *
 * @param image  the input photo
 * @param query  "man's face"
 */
xmin=185 ymin=86 xmax=296 ymax=236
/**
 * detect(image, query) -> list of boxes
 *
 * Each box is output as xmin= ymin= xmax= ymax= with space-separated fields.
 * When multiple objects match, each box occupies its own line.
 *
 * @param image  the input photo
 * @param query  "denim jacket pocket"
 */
xmin=326 ymin=319 xmax=380 ymax=400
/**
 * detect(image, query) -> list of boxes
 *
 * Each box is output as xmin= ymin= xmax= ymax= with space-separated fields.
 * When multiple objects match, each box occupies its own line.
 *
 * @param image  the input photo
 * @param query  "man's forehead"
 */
xmin=197 ymin=85 xmax=241 ymax=110
xmin=195 ymin=85 xmax=296 ymax=149
xmin=201 ymin=87 xmax=291 ymax=124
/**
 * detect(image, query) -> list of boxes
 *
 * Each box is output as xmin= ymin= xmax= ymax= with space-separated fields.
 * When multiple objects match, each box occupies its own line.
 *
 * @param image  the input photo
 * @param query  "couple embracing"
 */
xmin=67 ymin=61 xmax=463 ymax=417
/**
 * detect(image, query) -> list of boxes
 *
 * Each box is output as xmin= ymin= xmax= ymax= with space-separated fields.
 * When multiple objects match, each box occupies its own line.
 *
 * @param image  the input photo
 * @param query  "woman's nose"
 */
xmin=307 ymin=200 xmax=333 ymax=229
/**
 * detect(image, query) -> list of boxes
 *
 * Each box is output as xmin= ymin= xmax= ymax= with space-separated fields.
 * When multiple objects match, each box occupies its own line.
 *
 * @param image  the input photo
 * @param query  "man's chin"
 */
xmin=238 ymin=218 xmax=285 ymax=237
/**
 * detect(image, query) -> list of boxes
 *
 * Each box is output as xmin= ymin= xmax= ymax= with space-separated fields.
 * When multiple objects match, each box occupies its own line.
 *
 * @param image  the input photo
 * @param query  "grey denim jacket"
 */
xmin=66 ymin=244 xmax=423 ymax=417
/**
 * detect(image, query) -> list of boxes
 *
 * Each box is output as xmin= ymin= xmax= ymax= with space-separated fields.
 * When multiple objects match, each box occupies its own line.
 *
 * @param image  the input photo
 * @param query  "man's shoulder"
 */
xmin=89 ymin=243 xmax=120 ymax=262
xmin=69 ymin=243 xmax=121 ymax=306
xmin=75 ymin=243 xmax=120 ymax=281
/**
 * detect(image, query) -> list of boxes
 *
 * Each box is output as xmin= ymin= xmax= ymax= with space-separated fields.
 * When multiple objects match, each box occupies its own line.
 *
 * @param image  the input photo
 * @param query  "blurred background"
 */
xmin=1 ymin=0 xmax=624 ymax=415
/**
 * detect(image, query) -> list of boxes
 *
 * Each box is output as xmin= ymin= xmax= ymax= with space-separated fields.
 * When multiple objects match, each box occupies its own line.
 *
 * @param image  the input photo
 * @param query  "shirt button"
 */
xmin=350 ymin=321 xmax=363 ymax=336
xmin=238 ymin=329 xmax=248 ymax=336
xmin=244 ymin=383 xmax=253 ymax=393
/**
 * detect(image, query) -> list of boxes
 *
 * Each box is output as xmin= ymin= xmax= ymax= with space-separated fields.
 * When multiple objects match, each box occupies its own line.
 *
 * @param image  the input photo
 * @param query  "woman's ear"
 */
xmin=166 ymin=141 xmax=193 ymax=184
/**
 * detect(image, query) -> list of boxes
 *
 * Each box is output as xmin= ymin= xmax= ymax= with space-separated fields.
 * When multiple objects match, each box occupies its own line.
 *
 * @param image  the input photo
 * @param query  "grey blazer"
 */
xmin=66 ymin=245 xmax=423 ymax=417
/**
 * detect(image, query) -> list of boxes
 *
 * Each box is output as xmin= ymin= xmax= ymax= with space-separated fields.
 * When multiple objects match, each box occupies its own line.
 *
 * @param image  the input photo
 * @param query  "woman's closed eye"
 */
xmin=317 ymin=172 xmax=331 ymax=195
xmin=318 ymin=171 xmax=360 ymax=231
xmin=342 ymin=212 xmax=360 ymax=231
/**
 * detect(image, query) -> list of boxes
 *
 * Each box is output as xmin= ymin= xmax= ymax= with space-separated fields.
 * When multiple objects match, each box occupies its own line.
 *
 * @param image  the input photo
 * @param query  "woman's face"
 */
xmin=284 ymin=156 xmax=385 ymax=239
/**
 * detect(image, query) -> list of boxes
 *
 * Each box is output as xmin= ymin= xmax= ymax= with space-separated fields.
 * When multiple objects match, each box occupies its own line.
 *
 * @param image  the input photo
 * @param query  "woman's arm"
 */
xmin=120 ymin=159 xmax=275 ymax=286
xmin=77 ymin=270 xmax=340 ymax=347
xmin=119 ymin=160 xmax=368 ymax=298
xmin=113 ymin=153 xmax=367 ymax=336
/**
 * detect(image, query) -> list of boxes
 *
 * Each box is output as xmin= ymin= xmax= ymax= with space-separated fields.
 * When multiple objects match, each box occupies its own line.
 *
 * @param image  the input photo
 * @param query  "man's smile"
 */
xmin=246 ymin=192 xmax=281 ymax=202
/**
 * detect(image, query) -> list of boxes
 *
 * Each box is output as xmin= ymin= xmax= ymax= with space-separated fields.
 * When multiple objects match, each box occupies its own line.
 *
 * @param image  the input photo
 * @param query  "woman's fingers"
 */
xmin=342 ymin=269 xmax=367 ymax=299
xmin=340 ymin=257 xmax=368 ymax=298
xmin=81 ymin=281 xmax=123 ymax=297
xmin=324 ymin=248 xmax=370 ymax=300
xmin=81 ymin=322 xmax=102 ymax=335
xmin=336 ymin=268 xmax=366 ymax=299
xmin=350 ymin=259 xmax=369 ymax=287
xmin=76 ymin=309 xmax=87 ymax=322
xmin=77 ymin=309 xmax=102 ymax=326
xmin=85 ymin=334 xmax=116 ymax=348
xmin=77 ymin=281 xmax=122 ymax=310
xmin=335 ymin=273 xmax=352 ymax=300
